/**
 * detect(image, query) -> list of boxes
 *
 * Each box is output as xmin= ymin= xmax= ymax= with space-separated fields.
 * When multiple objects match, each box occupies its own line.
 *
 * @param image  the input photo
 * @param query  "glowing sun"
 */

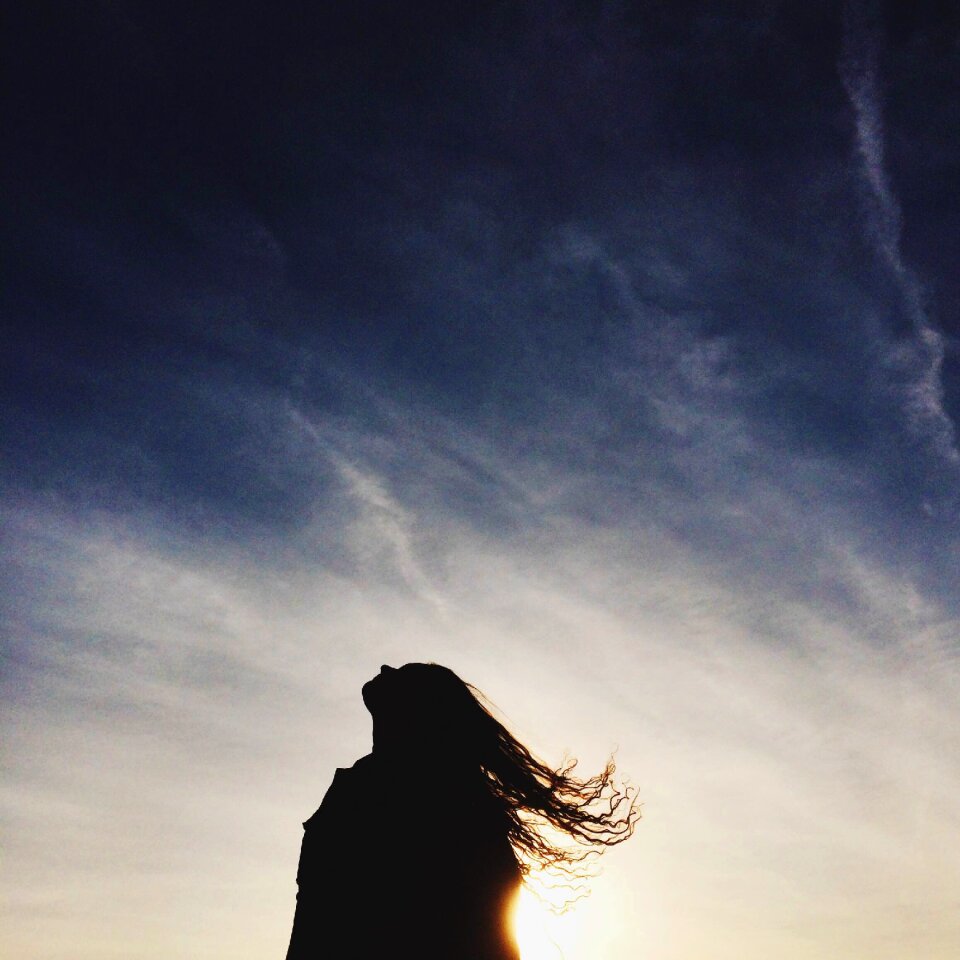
xmin=512 ymin=884 xmax=568 ymax=960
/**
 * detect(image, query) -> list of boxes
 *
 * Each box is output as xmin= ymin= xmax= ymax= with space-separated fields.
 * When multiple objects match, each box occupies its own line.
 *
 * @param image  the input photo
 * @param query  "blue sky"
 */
xmin=3 ymin=3 xmax=959 ymax=958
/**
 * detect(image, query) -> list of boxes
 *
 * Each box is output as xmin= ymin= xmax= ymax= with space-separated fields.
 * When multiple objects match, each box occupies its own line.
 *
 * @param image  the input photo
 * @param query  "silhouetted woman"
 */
xmin=284 ymin=662 xmax=638 ymax=960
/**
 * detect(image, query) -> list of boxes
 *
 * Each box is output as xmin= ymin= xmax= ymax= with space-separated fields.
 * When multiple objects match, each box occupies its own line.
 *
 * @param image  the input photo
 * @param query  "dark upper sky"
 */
xmin=4 ymin=0 xmax=959 ymax=593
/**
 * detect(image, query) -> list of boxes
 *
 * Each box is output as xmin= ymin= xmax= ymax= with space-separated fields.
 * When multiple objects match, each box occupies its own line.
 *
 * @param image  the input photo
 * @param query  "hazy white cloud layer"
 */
xmin=4 ymin=382 xmax=959 ymax=959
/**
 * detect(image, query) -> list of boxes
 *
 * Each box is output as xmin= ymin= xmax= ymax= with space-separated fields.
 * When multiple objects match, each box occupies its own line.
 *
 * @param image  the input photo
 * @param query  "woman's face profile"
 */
xmin=361 ymin=662 xmax=457 ymax=734
xmin=361 ymin=663 xmax=427 ymax=717
xmin=361 ymin=663 xmax=397 ymax=713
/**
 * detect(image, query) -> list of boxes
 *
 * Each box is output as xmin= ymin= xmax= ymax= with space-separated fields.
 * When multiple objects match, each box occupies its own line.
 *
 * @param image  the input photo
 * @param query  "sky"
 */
xmin=2 ymin=1 xmax=959 ymax=958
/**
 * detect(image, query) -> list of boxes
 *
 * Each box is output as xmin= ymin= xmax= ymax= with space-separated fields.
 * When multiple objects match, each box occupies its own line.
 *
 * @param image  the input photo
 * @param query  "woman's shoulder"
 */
xmin=302 ymin=754 xmax=378 ymax=828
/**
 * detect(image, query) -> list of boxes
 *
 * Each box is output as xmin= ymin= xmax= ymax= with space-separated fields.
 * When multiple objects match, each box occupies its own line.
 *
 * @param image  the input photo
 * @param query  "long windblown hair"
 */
xmin=387 ymin=663 xmax=640 ymax=877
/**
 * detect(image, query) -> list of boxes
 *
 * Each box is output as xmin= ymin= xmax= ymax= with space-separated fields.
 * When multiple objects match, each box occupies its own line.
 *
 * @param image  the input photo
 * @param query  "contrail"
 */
xmin=840 ymin=0 xmax=959 ymax=466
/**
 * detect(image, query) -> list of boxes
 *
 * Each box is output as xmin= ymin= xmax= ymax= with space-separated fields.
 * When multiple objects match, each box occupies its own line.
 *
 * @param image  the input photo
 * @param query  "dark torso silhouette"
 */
xmin=285 ymin=753 xmax=522 ymax=959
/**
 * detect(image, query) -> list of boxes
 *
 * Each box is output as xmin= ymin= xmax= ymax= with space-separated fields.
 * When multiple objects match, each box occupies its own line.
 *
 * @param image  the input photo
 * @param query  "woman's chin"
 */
xmin=360 ymin=677 xmax=379 ymax=711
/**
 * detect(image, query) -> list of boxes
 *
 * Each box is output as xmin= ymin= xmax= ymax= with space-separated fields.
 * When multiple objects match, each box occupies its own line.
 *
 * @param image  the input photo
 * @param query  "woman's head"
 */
xmin=361 ymin=661 xmax=640 ymax=876
xmin=362 ymin=662 xmax=493 ymax=764
xmin=362 ymin=662 xmax=474 ymax=723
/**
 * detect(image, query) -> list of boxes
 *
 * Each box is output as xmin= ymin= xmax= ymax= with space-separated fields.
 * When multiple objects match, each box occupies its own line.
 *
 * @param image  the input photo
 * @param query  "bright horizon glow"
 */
xmin=3 ymin=495 xmax=959 ymax=959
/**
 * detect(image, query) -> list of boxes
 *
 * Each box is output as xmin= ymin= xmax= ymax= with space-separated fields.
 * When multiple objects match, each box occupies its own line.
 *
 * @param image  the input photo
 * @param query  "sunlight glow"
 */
xmin=512 ymin=884 xmax=572 ymax=960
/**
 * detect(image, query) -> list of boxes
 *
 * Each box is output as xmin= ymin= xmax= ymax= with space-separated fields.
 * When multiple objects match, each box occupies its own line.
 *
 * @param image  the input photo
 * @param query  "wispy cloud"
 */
xmin=288 ymin=403 xmax=449 ymax=614
xmin=840 ymin=0 xmax=958 ymax=465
